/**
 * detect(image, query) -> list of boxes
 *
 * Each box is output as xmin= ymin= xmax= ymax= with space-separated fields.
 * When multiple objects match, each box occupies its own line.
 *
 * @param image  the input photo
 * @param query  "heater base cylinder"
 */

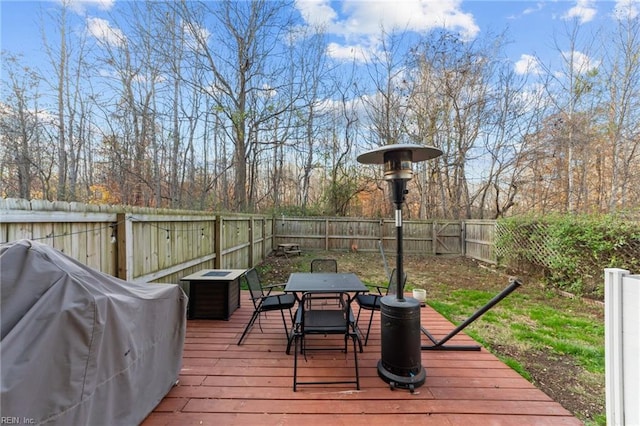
xmin=377 ymin=296 xmax=426 ymax=391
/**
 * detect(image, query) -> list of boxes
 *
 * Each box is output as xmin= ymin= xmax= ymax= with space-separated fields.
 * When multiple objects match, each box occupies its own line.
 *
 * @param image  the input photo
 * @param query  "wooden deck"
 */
xmin=142 ymin=291 xmax=581 ymax=426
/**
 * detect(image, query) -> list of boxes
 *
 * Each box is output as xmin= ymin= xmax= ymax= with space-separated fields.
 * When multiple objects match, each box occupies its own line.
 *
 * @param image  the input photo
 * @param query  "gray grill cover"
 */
xmin=1 ymin=240 xmax=187 ymax=425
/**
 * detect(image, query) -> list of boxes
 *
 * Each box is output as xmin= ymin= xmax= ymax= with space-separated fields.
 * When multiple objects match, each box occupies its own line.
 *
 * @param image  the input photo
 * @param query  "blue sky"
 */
xmin=1 ymin=1 xmax=637 ymax=80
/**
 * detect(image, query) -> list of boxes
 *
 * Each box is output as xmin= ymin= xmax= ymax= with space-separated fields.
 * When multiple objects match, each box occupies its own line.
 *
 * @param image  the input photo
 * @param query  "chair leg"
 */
xmin=256 ymin=312 xmax=264 ymax=333
xmin=293 ymin=334 xmax=300 ymax=392
xmin=286 ymin=335 xmax=294 ymax=355
xmin=350 ymin=307 xmax=364 ymax=352
xmin=286 ymin=317 xmax=297 ymax=355
xmin=279 ymin=309 xmax=289 ymax=338
xmin=352 ymin=335 xmax=360 ymax=390
xmin=364 ymin=309 xmax=375 ymax=346
xmin=293 ymin=337 xmax=297 ymax=391
xmin=237 ymin=310 xmax=261 ymax=345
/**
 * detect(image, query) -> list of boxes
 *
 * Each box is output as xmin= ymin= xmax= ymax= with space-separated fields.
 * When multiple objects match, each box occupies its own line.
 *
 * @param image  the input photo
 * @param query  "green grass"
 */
xmin=427 ymin=288 xmax=604 ymax=373
xmin=426 ymin=286 xmax=605 ymax=425
xmin=500 ymin=356 xmax=532 ymax=381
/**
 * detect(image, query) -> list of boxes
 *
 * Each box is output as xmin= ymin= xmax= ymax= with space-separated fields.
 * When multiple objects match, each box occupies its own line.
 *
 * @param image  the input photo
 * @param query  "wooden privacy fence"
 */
xmin=0 ymin=200 xmax=499 ymax=285
xmin=0 ymin=199 xmax=273 ymax=284
xmin=273 ymin=217 xmax=497 ymax=263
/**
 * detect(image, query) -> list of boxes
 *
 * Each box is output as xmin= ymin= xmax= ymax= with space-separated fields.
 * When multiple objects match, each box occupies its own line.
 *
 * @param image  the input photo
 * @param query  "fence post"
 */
xmin=261 ymin=218 xmax=267 ymax=261
xmin=214 ymin=216 xmax=222 ymax=269
xmin=249 ymin=217 xmax=255 ymax=267
xmin=325 ymin=218 xmax=329 ymax=251
xmin=270 ymin=216 xmax=275 ymax=253
xmin=461 ymin=221 xmax=467 ymax=256
xmin=115 ymin=213 xmax=127 ymax=280
xmin=432 ymin=221 xmax=437 ymax=255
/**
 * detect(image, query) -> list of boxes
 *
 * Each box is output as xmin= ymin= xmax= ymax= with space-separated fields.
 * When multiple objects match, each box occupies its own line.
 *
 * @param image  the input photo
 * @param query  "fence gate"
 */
xmin=433 ymin=221 xmax=462 ymax=255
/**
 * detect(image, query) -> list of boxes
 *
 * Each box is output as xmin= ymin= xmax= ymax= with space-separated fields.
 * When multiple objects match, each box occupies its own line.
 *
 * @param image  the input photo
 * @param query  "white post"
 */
xmin=605 ymin=268 xmax=640 ymax=426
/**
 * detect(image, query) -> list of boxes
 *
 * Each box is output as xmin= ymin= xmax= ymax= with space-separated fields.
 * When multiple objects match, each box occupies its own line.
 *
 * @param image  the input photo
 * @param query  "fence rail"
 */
xmin=273 ymin=217 xmax=493 ymax=260
xmin=1 ymin=200 xmax=498 ymax=285
xmin=0 ymin=199 xmax=273 ymax=284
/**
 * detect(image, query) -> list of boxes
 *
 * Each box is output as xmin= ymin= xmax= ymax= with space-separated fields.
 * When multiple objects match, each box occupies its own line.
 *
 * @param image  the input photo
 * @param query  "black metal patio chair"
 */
xmin=309 ymin=257 xmax=366 ymax=351
xmin=355 ymin=268 xmax=406 ymax=345
xmin=310 ymin=258 xmax=338 ymax=273
xmin=237 ymin=268 xmax=296 ymax=345
xmin=307 ymin=258 xmax=340 ymax=308
xmin=292 ymin=291 xmax=360 ymax=391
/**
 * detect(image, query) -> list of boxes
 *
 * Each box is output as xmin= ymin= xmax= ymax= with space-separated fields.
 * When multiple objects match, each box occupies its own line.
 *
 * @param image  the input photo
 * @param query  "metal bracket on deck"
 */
xmin=421 ymin=277 xmax=522 ymax=351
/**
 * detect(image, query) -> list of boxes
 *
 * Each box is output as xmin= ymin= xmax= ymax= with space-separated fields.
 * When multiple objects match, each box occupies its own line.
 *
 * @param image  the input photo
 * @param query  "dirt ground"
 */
xmin=258 ymin=250 xmax=605 ymax=424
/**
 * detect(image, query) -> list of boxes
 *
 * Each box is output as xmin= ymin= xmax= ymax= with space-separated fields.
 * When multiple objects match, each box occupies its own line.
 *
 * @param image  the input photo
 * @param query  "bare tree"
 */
xmin=325 ymin=66 xmax=362 ymax=216
xmin=39 ymin=1 xmax=95 ymax=201
xmin=407 ymin=31 xmax=498 ymax=219
xmin=354 ymin=28 xmax=414 ymax=217
xmin=361 ymin=28 xmax=413 ymax=147
xmin=176 ymin=0 xmax=297 ymax=211
xmin=474 ymin=54 xmax=550 ymax=218
xmin=285 ymin=24 xmax=333 ymax=211
xmin=49 ymin=3 xmax=69 ymax=200
xmin=0 ymin=54 xmax=38 ymax=199
xmin=601 ymin=14 xmax=640 ymax=210
xmin=536 ymin=19 xmax=598 ymax=213
xmin=91 ymin=1 xmax=168 ymax=206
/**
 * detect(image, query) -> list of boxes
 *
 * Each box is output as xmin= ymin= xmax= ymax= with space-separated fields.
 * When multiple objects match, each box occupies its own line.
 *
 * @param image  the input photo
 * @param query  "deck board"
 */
xmin=142 ymin=291 xmax=581 ymax=426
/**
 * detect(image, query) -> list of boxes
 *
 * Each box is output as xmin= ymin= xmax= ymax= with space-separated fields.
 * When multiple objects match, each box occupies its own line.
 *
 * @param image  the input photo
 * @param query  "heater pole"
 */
xmin=395 ymin=207 xmax=404 ymax=300
xmin=392 ymin=178 xmax=407 ymax=300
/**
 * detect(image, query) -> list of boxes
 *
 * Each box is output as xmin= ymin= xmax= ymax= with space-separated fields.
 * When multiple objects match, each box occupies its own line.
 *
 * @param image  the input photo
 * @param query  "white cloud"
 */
xmin=132 ymin=74 xmax=165 ymax=85
xmin=326 ymin=42 xmax=373 ymax=62
xmin=0 ymin=102 xmax=56 ymax=126
xmin=295 ymin=0 xmax=337 ymax=28
xmin=522 ymin=2 xmax=545 ymax=16
xmin=98 ymin=68 xmax=115 ymax=78
xmin=336 ymin=0 xmax=478 ymax=40
xmin=86 ymin=17 xmax=125 ymax=47
xmin=613 ymin=0 xmax=640 ymax=19
xmin=514 ymin=54 xmax=543 ymax=75
xmin=506 ymin=2 xmax=545 ymax=20
xmin=295 ymin=0 xmax=479 ymax=62
xmin=516 ymin=83 xmax=547 ymax=112
xmin=316 ymin=95 xmax=363 ymax=118
xmin=561 ymin=50 xmax=600 ymax=74
xmin=183 ymin=21 xmax=211 ymax=52
xmin=562 ymin=0 xmax=597 ymax=24
xmin=64 ymin=0 xmax=115 ymax=15
xmin=262 ymin=84 xmax=277 ymax=98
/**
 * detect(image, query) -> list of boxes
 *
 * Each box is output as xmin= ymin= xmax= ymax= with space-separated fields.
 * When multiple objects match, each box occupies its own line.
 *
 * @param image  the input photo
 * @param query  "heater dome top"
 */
xmin=356 ymin=143 xmax=442 ymax=165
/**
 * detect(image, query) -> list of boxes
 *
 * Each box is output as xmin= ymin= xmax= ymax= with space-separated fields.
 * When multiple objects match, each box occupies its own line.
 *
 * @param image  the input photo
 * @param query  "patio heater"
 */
xmin=357 ymin=143 xmax=442 ymax=391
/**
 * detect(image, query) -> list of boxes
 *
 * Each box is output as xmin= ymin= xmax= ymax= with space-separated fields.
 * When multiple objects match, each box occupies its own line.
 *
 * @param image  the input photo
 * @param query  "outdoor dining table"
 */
xmin=284 ymin=272 xmax=368 ymax=295
xmin=284 ymin=272 xmax=368 ymax=353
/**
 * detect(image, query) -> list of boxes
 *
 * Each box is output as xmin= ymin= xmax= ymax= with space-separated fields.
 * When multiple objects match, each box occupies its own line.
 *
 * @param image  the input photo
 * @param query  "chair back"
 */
xmin=310 ymin=258 xmax=338 ymax=273
xmin=386 ymin=268 xmax=407 ymax=296
xmin=298 ymin=291 xmax=350 ymax=334
xmin=243 ymin=268 xmax=264 ymax=304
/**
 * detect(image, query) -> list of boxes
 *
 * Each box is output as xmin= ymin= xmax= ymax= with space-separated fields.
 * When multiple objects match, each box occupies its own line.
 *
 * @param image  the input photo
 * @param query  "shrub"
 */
xmin=496 ymin=214 xmax=640 ymax=299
